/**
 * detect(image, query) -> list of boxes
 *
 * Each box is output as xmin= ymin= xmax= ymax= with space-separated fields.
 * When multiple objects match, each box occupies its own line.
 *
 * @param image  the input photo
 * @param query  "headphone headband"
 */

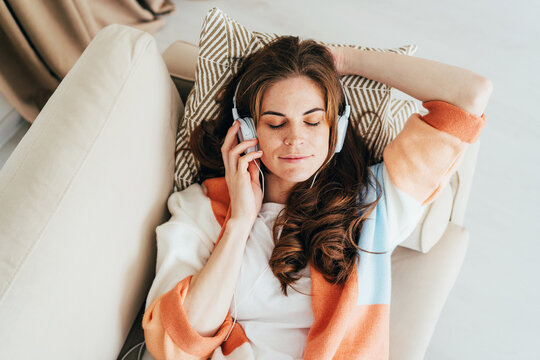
xmin=232 ymin=81 xmax=241 ymax=120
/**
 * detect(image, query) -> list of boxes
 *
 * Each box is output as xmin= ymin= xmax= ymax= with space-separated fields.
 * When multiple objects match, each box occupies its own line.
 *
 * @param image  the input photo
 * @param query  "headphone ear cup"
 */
xmin=334 ymin=114 xmax=349 ymax=153
xmin=238 ymin=117 xmax=259 ymax=153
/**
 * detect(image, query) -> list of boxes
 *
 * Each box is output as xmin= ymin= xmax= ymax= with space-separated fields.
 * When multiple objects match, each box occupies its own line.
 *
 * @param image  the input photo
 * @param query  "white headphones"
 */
xmin=232 ymin=79 xmax=351 ymax=154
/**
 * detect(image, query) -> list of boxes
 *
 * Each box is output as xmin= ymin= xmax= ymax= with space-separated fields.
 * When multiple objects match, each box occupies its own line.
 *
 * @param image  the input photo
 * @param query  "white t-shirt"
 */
xmin=142 ymin=202 xmax=313 ymax=360
xmin=229 ymin=202 xmax=314 ymax=360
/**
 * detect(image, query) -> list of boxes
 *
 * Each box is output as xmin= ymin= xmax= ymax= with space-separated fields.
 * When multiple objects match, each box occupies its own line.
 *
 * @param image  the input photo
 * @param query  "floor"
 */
xmin=1 ymin=0 xmax=538 ymax=358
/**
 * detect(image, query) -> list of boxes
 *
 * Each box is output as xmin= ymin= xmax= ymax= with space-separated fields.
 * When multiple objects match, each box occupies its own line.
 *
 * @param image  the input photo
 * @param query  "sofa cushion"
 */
xmin=173 ymin=6 xmax=420 ymax=191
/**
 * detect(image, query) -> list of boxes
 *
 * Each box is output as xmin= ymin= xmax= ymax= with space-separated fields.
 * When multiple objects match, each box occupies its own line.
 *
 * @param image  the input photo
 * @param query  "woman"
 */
xmin=141 ymin=36 xmax=492 ymax=359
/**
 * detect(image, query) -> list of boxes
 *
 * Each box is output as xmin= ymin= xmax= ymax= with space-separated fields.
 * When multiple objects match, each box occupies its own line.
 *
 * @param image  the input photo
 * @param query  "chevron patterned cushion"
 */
xmin=173 ymin=7 xmax=420 ymax=191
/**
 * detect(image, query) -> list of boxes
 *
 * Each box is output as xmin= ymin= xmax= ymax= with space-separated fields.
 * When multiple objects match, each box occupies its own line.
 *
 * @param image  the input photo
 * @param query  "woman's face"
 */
xmin=257 ymin=75 xmax=330 ymax=191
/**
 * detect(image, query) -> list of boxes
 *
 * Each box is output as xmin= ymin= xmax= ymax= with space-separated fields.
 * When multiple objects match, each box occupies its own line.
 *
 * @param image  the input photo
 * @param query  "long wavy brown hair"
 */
xmin=188 ymin=35 xmax=382 ymax=295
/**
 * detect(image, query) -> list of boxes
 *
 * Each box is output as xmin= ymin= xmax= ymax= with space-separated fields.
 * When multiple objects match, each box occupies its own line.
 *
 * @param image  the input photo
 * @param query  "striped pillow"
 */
xmin=174 ymin=7 xmax=419 ymax=191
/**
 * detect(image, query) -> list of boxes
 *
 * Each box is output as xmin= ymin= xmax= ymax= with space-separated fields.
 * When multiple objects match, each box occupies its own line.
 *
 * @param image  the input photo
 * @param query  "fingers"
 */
xmin=228 ymin=139 xmax=258 ymax=172
xmin=222 ymin=120 xmax=261 ymax=174
xmin=237 ymin=150 xmax=263 ymax=173
xmin=222 ymin=121 xmax=240 ymax=175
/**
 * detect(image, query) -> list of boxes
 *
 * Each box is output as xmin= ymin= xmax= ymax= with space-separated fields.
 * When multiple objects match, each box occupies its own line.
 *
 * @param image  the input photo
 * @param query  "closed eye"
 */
xmin=269 ymin=122 xmax=320 ymax=129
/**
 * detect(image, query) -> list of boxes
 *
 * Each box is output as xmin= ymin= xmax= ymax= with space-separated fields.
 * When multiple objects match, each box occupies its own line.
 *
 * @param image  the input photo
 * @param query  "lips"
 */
xmin=279 ymin=155 xmax=311 ymax=163
xmin=280 ymin=154 xmax=310 ymax=159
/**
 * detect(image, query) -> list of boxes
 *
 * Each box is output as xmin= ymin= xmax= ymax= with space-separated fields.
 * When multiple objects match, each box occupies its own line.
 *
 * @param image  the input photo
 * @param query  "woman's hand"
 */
xmin=327 ymin=45 xmax=350 ymax=76
xmin=221 ymin=120 xmax=264 ymax=226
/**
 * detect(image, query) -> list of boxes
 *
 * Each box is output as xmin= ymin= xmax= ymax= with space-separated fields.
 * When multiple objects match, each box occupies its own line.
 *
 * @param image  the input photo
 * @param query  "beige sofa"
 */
xmin=0 ymin=25 xmax=479 ymax=360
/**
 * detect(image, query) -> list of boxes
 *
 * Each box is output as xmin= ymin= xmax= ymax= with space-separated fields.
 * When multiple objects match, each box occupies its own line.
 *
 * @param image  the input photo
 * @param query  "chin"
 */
xmin=277 ymin=170 xmax=316 ymax=185
xmin=263 ymin=159 xmax=320 ymax=186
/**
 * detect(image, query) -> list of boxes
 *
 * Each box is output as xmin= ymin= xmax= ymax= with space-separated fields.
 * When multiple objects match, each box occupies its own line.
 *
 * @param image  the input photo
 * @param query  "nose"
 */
xmin=284 ymin=122 xmax=305 ymax=146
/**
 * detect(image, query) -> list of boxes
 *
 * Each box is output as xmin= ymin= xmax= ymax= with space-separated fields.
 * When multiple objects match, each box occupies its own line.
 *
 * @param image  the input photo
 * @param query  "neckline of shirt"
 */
xmin=261 ymin=201 xmax=286 ymax=211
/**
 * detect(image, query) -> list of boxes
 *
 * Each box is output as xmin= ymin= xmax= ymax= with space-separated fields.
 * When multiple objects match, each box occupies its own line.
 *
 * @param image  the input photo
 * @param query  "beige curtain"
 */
xmin=0 ymin=0 xmax=175 ymax=123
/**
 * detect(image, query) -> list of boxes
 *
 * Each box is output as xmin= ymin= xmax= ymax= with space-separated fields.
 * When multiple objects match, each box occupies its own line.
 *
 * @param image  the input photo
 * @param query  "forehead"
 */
xmin=261 ymin=75 xmax=325 ymax=110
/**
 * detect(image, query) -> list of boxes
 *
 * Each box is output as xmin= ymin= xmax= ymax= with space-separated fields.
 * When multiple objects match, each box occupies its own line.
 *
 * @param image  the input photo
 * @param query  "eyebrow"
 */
xmin=260 ymin=108 xmax=325 ymax=117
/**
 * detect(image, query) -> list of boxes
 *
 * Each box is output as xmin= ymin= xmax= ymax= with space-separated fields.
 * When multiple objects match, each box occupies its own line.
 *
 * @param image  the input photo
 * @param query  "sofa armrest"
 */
xmin=162 ymin=40 xmax=198 ymax=104
xmin=449 ymin=140 xmax=480 ymax=226
xmin=0 ymin=24 xmax=182 ymax=359
xmin=399 ymin=140 xmax=480 ymax=253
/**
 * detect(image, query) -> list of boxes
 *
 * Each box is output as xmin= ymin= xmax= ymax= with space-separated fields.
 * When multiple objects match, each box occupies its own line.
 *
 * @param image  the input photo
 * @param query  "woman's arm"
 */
xmin=142 ymin=187 xmax=255 ymax=359
xmin=185 ymin=119 xmax=263 ymax=336
xmin=330 ymin=46 xmax=493 ymax=116
xmin=183 ymin=217 xmax=251 ymax=336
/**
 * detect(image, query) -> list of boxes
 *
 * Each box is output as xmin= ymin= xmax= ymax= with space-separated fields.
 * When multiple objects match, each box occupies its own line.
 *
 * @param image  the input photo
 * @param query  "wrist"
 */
xmin=225 ymin=217 xmax=254 ymax=240
xmin=329 ymin=45 xmax=349 ymax=76
xmin=341 ymin=46 xmax=353 ymax=75
xmin=342 ymin=47 xmax=364 ymax=76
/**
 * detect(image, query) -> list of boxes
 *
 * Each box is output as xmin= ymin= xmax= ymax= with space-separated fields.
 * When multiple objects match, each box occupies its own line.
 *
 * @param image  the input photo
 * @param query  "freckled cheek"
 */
xmin=315 ymin=129 xmax=330 ymax=153
xmin=255 ymin=137 xmax=275 ymax=165
xmin=256 ymin=132 xmax=277 ymax=155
